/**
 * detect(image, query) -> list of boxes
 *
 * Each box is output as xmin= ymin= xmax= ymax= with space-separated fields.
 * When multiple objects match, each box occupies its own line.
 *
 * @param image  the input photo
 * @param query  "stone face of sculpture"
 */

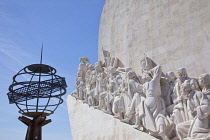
xmin=198 ymin=73 xmax=210 ymax=100
xmin=71 ymin=56 xmax=210 ymax=140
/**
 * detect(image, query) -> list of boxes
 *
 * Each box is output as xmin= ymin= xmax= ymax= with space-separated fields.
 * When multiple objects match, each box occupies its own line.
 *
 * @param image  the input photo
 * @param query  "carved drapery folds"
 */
xmin=71 ymin=53 xmax=210 ymax=140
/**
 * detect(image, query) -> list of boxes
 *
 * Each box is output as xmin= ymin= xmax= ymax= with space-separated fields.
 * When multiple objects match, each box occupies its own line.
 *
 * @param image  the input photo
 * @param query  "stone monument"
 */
xmin=68 ymin=0 xmax=210 ymax=140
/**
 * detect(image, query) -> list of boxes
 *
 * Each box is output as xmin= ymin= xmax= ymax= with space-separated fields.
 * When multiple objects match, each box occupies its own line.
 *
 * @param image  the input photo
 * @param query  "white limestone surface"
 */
xmin=98 ymin=0 xmax=210 ymax=78
xmin=67 ymin=95 xmax=158 ymax=140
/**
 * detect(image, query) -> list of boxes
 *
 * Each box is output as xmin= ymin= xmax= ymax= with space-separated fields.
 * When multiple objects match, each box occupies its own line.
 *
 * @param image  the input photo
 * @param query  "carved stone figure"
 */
xmin=122 ymin=84 xmax=145 ymax=129
xmin=140 ymin=56 xmax=155 ymax=74
xmin=127 ymin=71 xmax=139 ymax=99
xmin=173 ymin=68 xmax=190 ymax=124
xmin=103 ymin=50 xmax=119 ymax=69
xmin=176 ymin=78 xmax=210 ymax=140
xmin=84 ymin=65 xmax=96 ymax=105
xmin=138 ymin=66 xmax=173 ymax=140
xmin=112 ymin=80 xmax=128 ymax=120
xmin=78 ymin=57 xmax=90 ymax=82
xmin=74 ymin=77 xmax=86 ymax=100
xmin=72 ymin=56 xmax=210 ymax=140
xmin=187 ymin=79 xmax=201 ymax=120
xmin=105 ymin=67 xmax=122 ymax=114
xmin=165 ymin=71 xmax=177 ymax=106
xmin=112 ymin=68 xmax=133 ymax=120
xmin=95 ymin=63 xmax=107 ymax=110
xmin=162 ymin=71 xmax=177 ymax=107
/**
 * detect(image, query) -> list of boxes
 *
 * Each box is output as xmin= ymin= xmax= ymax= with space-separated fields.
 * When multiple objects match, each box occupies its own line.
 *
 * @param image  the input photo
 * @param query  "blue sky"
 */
xmin=0 ymin=0 xmax=105 ymax=139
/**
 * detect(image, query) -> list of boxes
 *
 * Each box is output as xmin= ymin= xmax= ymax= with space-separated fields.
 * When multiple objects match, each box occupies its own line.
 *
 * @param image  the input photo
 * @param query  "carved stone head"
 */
xmin=199 ymin=73 xmax=210 ymax=88
xmin=109 ymin=67 xmax=117 ymax=75
xmin=177 ymin=68 xmax=188 ymax=78
xmin=140 ymin=56 xmax=154 ymax=72
xmin=116 ymin=75 xmax=122 ymax=85
xmin=127 ymin=71 xmax=134 ymax=79
xmin=77 ymin=77 xmax=83 ymax=82
xmin=80 ymin=57 xmax=89 ymax=63
xmin=166 ymin=71 xmax=176 ymax=82
xmin=190 ymin=79 xmax=200 ymax=91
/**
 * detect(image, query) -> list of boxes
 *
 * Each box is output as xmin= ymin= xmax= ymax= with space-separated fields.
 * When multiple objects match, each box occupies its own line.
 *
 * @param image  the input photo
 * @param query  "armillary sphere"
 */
xmin=7 ymin=48 xmax=67 ymax=140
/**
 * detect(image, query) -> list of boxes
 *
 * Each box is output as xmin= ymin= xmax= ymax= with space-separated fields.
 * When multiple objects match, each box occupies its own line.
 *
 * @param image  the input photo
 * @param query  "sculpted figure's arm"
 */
xmin=149 ymin=65 xmax=162 ymax=82
xmin=116 ymin=67 xmax=126 ymax=73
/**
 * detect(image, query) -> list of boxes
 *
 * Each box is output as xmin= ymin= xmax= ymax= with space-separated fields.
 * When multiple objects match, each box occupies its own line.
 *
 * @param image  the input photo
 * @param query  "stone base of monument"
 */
xmin=67 ymin=95 xmax=158 ymax=140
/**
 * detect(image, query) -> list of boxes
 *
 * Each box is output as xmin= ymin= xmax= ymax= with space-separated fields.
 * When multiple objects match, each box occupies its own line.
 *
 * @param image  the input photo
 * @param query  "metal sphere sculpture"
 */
xmin=7 ymin=49 xmax=67 ymax=140
xmin=7 ymin=64 xmax=67 ymax=118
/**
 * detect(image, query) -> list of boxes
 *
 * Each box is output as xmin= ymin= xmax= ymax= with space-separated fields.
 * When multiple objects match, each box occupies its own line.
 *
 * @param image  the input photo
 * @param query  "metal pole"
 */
xmin=19 ymin=116 xmax=51 ymax=140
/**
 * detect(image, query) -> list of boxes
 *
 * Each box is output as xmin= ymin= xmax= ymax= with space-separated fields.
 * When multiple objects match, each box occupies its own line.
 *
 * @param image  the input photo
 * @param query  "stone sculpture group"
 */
xmin=71 ymin=52 xmax=210 ymax=140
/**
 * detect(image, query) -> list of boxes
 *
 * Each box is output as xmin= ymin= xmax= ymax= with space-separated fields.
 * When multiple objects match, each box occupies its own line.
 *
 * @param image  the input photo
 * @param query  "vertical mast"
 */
xmin=36 ymin=44 xmax=43 ymax=112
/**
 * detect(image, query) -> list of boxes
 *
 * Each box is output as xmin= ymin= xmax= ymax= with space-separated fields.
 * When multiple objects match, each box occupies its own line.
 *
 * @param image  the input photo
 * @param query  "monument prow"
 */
xmin=67 ymin=95 xmax=158 ymax=140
